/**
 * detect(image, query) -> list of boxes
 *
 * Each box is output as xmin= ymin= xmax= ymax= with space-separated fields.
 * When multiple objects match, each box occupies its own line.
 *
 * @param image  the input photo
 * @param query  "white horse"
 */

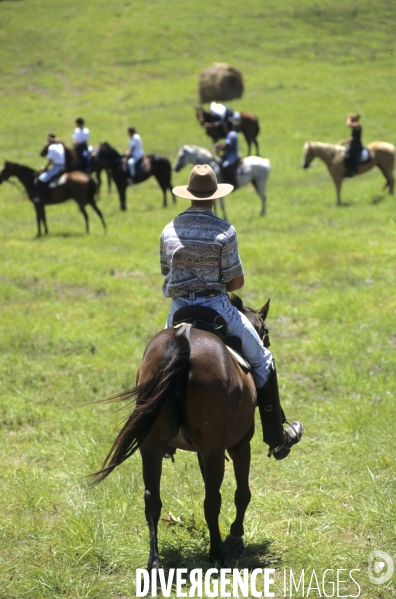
xmin=173 ymin=145 xmax=271 ymax=217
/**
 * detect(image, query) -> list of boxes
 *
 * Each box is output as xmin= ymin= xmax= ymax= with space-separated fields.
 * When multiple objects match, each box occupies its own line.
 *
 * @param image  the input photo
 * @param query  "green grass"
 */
xmin=0 ymin=0 xmax=396 ymax=597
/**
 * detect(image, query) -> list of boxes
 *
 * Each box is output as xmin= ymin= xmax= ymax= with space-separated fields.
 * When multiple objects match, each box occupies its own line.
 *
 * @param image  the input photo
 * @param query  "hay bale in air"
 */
xmin=198 ymin=63 xmax=244 ymax=104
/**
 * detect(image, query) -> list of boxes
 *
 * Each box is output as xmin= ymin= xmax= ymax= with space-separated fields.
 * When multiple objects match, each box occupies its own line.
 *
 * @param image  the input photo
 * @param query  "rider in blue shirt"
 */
xmin=215 ymin=121 xmax=239 ymax=189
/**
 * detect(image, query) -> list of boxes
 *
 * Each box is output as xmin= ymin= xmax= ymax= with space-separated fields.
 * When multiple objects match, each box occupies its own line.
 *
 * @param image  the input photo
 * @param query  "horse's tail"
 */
xmin=91 ymin=333 xmax=190 ymax=485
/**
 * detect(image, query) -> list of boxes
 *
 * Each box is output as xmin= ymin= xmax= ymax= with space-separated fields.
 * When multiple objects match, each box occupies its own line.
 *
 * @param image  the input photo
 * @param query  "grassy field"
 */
xmin=0 ymin=0 xmax=396 ymax=597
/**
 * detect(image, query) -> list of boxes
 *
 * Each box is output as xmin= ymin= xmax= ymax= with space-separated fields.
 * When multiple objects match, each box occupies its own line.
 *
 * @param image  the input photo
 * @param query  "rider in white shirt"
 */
xmin=125 ymin=127 xmax=144 ymax=179
xmin=36 ymin=133 xmax=66 ymax=203
xmin=73 ymin=117 xmax=91 ymax=172
xmin=209 ymin=101 xmax=234 ymax=126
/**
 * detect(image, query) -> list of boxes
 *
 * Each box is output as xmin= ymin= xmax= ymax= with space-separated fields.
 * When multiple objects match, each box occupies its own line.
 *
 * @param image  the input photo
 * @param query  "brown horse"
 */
xmin=0 ymin=161 xmax=106 ymax=237
xmin=302 ymin=141 xmax=395 ymax=206
xmin=92 ymin=295 xmax=271 ymax=569
xmin=196 ymin=106 xmax=260 ymax=156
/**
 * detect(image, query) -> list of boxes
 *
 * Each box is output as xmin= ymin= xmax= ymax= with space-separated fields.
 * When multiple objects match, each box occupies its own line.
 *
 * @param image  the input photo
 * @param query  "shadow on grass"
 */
xmin=48 ymin=231 xmax=87 ymax=238
xmin=371 ymin=194 xmax=385 ymax=204
xmin=159 ymin=539 xmax=281 ymax=570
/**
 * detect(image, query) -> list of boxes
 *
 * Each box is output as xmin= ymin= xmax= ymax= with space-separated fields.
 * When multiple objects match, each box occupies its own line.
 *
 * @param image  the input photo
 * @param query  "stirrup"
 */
xmin=268 ymin=420 xmax=304 ymax=460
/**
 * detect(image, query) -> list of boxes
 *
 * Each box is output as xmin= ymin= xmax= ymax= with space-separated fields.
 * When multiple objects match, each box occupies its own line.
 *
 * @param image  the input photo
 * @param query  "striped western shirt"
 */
xmin=160 ymin=207 xmax=243 ymax=298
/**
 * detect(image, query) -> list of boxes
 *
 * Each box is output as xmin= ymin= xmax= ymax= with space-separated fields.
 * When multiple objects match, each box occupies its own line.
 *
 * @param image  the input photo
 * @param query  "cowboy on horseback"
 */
xmin=342 ymin=113 xmax=369 ymax=177
xmin=160 ymin=164 xmax=304 ymax=460
xmin=124 ymin=126 xmax=144 ymax=180
xmin=35 ymin=133 xmax=66 ymax=204
xmin=214 ymin=120 xmax=240 ymax=190
xmin=209 ymin=101 xmax=234 ymax=127
xmin=72 ymin=117 xmax=91 ymax=173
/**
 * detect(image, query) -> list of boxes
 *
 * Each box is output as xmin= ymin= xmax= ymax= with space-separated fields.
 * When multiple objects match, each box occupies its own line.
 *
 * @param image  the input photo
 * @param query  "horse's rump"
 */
xmin=141 ymin=327 xmax=255 ymax=453
xmin=66 ymin=171 xmax=91 ymax=184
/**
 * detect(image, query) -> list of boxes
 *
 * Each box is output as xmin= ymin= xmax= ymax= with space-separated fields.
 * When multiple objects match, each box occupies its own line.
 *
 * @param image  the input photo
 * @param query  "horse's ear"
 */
xmin=229 ymin=293 xmax=244 ymax=311
xmin=258 ymin=298 xmax=270 ymax=320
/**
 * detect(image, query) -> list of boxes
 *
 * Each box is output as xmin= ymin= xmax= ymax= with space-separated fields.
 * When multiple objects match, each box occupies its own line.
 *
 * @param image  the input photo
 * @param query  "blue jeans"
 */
xmin=166 ymin=293 xmax=273 ymax=388
xmin=38 ymin=165 xmax=64 ymax=183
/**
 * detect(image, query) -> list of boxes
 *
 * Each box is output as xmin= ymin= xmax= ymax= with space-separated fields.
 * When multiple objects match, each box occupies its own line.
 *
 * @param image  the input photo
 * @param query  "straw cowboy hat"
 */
xmin=172 ymin=164 xmax=233 ymax=200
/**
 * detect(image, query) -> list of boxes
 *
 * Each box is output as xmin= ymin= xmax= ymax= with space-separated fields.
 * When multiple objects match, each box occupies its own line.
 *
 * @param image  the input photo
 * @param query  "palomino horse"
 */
xmin=302 ymin=141 xmax=395 ymax=206
xmin=0 ymin=161 xmax=106 ymax=237
xmin=196 ymin=106 xmax=260 ymax=156
xmin=96 ymin=142 xmax=175 ymax=211
xmin=92 ymin=294 xmax=271 ymax=569
xmin=173 ymin=144 xmax=271 ymax=216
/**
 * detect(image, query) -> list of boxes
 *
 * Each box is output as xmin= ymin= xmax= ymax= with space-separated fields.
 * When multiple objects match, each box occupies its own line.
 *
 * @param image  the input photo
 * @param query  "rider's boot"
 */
xmin=34 ymin=180 xmax=48 ymax=204
xmin=256 ymin=360 xmax=304 ymax=460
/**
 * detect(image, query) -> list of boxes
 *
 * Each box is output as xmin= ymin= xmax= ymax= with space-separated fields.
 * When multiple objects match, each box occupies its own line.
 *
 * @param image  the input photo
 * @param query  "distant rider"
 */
xmin=72 ymin=117 xmax=91 ymax=173
xmin=209 ymin=101 xmax=234 ymax=127
xmin=124 ymin=127 xmax=144 ymax=179
xmin=343 ymin=113 xmax=364 ymax=177
xmin=36 ymin=133 xmax=66 ymax=204
xmin=214 ymin=121 xmax=239 ymax=190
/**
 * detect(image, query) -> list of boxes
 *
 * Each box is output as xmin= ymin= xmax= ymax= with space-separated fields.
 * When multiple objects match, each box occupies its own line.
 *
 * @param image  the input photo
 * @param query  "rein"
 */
xmin=5 ymin=178 xmax=28 ymax=198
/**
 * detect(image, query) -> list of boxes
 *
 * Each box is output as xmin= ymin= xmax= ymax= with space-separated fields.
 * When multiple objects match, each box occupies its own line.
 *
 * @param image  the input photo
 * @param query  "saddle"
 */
xmin=135 ymin=157 xmax=151 ymax=177
xmin=48 ymin=173 xmax=68 ymax=188
xmin=356 ymin=147 xmax=371 ymax=165
xmin=172 ymin=305 xmax=251 ymax=372
xmin=344 ymin=147 xmax=372 ymax=167
xmin=236 ymin=158 xmax=250 ymax=176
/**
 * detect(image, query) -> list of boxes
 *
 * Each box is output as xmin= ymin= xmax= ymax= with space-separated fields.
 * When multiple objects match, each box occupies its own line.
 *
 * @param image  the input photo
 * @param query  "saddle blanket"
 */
xmin=49 ymin=173 xmax=68 ymax=188
xmin=357 ymin=148 xmax=371 ymax=164
xmin=230 ymin=111 xmax=241 ymax=126
xmin=236 ymin=160 xmax=250 ymax=176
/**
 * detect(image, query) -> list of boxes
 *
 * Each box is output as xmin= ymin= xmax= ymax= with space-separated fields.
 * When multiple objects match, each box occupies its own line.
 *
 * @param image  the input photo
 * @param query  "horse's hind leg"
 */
xmin=199 ymin=453 xmax=225 ymax=564
xmin=79 ymin=205 xmax=90 ymax=233
xmin=228 ymin=441 xmax=251 ymax=539
xmin=378 ymin=166 xmax=394 ymax=195
xmin=254 ymin=139 xmax=260 ymax=157
xmin=88 ymin=200 xmax=107 ymax=232
xmin=141 ymin=446 xmax=164 ymax=571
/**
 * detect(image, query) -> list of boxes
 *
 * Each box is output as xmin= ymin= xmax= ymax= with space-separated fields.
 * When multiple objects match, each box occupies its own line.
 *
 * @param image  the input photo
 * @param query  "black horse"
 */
xmin=96 ymin=142 xmax=175 ymax=211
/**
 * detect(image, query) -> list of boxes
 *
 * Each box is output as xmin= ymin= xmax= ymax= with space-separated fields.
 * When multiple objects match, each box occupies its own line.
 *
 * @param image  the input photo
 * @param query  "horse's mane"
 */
xmin=101 ymin=142 xmax=122 ymax=159
xmin=308 ymin=141 xmax=345 ymax=157
xmin=5 ymin=161 xmax=36 ymax=176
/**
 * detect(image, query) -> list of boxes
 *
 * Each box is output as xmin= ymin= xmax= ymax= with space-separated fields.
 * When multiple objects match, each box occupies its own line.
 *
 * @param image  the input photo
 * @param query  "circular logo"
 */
xmin=368 ymin=550 xmax=394 ymax=585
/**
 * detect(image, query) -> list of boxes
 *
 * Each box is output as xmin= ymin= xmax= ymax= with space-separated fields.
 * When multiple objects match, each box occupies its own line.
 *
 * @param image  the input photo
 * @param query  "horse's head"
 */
xmin=302 ymin=142 xmax=315 ymax=168
xmin=98 ymin=142 xmax=121 ymax=165
xmin=195 ymin=106 xmax=204 ymax=124
xmin=0 ymin=161 xmax=17 ymax=184
xmin=173 ymin=146 xmax=190 ymax=172
xmin=230 ymin=294 xmax=271 ymax=348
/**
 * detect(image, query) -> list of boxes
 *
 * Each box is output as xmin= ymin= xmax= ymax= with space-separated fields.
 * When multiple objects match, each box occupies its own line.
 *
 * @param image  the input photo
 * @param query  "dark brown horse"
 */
xmin=96 ymin=142 xmax=175 ymax=211
xmin=92 ymin=295 xmax=271 ymax=569
xmin=196 ymin=106 xmax=260 ymax=156
xmin=0 ymin=161 xmax=106 ymax=237
xmin=90 ymin=145 xmax=113 ymax=198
